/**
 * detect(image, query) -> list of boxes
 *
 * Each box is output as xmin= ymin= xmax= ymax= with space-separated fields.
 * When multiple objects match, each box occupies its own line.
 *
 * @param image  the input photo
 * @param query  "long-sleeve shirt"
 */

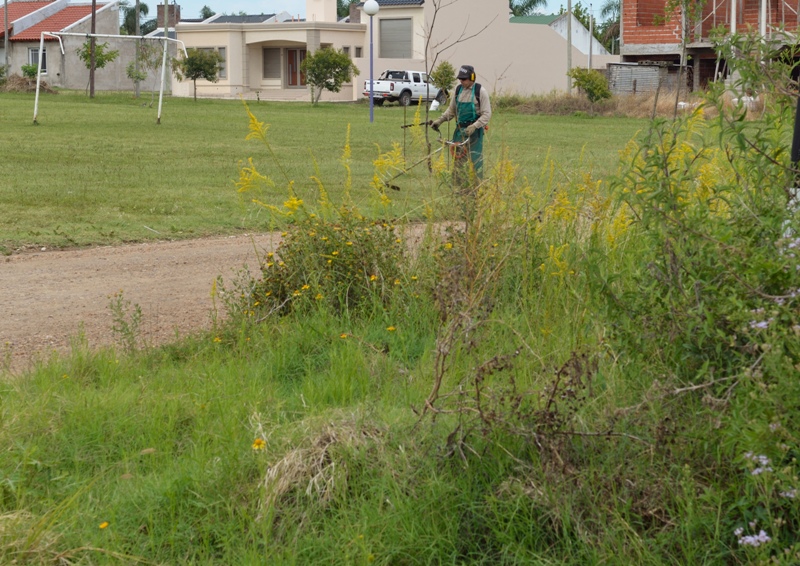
xmin=438 ymin=83 xmax=492 ymax=130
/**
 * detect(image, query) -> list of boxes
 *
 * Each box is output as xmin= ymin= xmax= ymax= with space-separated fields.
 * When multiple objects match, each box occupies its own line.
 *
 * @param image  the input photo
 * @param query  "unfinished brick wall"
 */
xmin=623 ymin=0 xmax=682 ymax=45
xmin=624 ymin=0 xmax=800 ymax=47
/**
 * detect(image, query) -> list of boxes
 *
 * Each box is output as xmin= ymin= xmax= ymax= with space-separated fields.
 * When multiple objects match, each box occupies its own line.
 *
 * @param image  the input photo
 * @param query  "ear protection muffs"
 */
xmin=469 ymin=69 xmax=475 ymax=81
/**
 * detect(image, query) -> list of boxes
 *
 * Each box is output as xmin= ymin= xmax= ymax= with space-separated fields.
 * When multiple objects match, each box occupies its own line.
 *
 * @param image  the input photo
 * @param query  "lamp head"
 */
xmin=363 ymin=0 xmax=380 ymax=16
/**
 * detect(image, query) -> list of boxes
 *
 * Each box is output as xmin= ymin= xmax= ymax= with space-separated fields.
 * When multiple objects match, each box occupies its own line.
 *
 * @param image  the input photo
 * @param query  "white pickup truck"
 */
xmin=363 ymin=69 xmax=445 ymax=106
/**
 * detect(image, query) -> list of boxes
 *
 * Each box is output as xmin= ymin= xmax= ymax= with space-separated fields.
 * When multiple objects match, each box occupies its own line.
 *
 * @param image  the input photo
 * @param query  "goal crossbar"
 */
xmin=33 ymin=31 xmax=188 ymax=124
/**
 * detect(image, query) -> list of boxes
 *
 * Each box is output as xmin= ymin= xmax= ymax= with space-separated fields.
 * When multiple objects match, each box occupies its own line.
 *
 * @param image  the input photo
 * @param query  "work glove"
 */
xmin=464 ymin=124 xmax=477 ymax=137
xmin=428 ymin=119 xmax=441 ymax=132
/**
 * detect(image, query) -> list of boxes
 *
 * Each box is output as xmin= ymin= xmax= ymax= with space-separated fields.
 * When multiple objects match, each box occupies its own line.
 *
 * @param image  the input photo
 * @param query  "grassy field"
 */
xmin=2 ymin=87 xmax=800 ymax=564
xmin=1 ymin=91 xmax=645 ymax=251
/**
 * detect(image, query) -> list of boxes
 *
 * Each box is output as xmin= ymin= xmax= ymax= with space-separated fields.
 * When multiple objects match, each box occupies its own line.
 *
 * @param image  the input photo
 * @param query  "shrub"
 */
xmin=21 ymin=64 xmax=38 ymax=79
xmin=253 ymin=211 xmax=405 ymax=317
xmin=567 ymin=67 xmax=611 ymax=102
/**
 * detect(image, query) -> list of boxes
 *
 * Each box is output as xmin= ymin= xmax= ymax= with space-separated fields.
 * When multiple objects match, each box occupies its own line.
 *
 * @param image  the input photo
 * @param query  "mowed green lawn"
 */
xmin=1 ymin=91 xmax=646 ymax=250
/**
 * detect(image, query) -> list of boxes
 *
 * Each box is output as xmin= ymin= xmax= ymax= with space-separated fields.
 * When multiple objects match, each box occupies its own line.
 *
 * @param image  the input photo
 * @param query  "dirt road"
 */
xmin=0 ymin=234 xmax=279 ymax=375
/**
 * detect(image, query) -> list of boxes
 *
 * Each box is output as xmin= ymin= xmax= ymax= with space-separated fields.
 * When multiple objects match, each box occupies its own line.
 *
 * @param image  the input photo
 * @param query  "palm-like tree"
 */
xmin=599 ymin=0 xmax=620 ymax=53
xmin=510 ymin=0 xmax=548 ymax=17
xmin=120 ymin=1 xmax=157 ymax=35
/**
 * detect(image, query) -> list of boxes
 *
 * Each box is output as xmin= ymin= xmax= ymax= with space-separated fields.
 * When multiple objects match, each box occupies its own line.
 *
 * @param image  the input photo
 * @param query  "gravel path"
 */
xmin=0 ymin=233 xmax=279 ymax=375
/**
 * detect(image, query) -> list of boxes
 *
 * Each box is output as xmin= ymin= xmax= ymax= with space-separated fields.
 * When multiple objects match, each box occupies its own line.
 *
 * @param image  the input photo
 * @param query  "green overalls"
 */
xmin=452 ymin=84 xmax=484 ymax=183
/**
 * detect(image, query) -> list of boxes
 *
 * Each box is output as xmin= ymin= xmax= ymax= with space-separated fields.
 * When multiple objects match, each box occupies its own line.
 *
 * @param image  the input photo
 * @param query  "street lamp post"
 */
xmin=364 ymin=0 xmax=380 ymax=123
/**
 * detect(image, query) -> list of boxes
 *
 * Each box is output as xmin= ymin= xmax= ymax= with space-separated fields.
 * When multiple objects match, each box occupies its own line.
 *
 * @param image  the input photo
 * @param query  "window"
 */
xmin=412 ymin=72 xmax=421 ymax=83
xmin=28 ymin=48 xmax=47 ymax=74
xmin=342 ymin=46 xmax=350 ymax=56
xmin=217 ymin=47 xmax=226 ymax=79
xmin=198 ymin=47 xmax=226 ymax=79
xmin=355 ymin=46 xmax=362 ymax=57
xmin=263 ymin=48 xmax=281 ymax=79
xmin=379 ymin=18 xmax=412 ymax=58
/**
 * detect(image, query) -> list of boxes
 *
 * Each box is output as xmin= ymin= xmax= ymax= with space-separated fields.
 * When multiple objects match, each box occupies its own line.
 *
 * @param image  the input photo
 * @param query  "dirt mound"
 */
xmin=2 ymin=74 xmax=58 ymax=94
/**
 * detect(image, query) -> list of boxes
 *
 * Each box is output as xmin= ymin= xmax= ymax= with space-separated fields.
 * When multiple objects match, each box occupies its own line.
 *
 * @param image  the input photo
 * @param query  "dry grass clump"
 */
xmin=2 ymin=74 xmax=57 ymax=94
xmin=0 ymin=511 xmax=61 ymax=564
xmin=497 ymin=90 xmax=764 ymax=120
xmin=258 ymin=414 xmax=384 ymax=518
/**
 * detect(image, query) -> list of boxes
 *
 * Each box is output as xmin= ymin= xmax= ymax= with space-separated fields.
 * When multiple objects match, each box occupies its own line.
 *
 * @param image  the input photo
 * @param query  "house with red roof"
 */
xmin=1 ymin=0 xmax=136 ymax=91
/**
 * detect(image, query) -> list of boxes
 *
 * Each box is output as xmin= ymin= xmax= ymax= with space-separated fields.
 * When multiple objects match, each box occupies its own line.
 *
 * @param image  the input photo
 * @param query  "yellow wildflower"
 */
xmin=252 ymin=438 xmax=266 ymax=450
xmin=387 ymin=326 xmax=396 ymax=332
xmin=99 ymin=522 xmax=109 ymax=529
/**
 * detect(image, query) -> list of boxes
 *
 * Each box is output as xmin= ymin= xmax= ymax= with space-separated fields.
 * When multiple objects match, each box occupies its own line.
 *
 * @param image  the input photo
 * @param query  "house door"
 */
xmin=287 ymin=49 xmax=306 ymax=87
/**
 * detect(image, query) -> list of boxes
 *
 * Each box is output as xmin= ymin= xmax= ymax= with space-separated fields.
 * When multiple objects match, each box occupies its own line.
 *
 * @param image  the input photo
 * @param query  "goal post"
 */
xmin=33 ymin=31 xmax=187 ymax=124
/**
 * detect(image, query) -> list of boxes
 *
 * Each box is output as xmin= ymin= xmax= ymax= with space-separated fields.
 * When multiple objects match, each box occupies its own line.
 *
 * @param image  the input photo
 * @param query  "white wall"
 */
xmin=550 ymin=14 xmax=611 ymax=57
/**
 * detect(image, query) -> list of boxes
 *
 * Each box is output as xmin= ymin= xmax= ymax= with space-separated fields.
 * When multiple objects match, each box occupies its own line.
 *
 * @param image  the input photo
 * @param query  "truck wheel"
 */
xmin=435 ymin=90 xmax=446 ymax=104
xmin=398 ymin=91 xmax=412 ymax=106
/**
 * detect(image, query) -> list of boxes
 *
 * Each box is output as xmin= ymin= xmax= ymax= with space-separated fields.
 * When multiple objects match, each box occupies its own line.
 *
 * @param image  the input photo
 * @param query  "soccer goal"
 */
xmin=32 ymin=31 xmax=187 ymax=125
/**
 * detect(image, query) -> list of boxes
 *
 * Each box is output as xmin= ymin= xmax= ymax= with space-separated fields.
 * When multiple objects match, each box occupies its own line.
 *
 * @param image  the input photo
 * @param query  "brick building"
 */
xmin=621 ymin=0 xmax=800 ymax=90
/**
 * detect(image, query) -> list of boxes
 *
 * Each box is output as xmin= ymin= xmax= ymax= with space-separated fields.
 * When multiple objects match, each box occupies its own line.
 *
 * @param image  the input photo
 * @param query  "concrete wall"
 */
xmin=550 ymin=14 xmax=611 ymax=56
xmin=8 ymin=2 xmax=168 ymax=93
xmin=420 ymin=0 xmax=617 ymax=96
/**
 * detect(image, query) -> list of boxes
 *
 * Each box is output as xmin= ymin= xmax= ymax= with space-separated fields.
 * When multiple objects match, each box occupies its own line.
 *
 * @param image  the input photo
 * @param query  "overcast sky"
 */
xmin=172 ymin=1 xmax=575 ymax=21
xmin=175 ymin=0 xmax=308 ymax=20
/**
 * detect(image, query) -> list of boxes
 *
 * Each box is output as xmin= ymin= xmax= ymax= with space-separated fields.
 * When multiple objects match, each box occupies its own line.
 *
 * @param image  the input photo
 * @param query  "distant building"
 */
xmin=171 ymin=0 xmax=619 ymax=100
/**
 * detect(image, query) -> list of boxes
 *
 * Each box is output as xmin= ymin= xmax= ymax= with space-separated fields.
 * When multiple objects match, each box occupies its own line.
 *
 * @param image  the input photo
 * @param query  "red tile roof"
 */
xmin=0 ymin=1 xmax=53 ymax=39
xmin=9 ymin=4 xmax=106 ymax=42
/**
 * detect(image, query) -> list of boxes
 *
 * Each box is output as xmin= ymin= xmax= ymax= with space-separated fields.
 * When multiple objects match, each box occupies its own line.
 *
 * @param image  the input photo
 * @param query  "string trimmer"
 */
xmin=381 ymin=136 xmax=469 ymax=191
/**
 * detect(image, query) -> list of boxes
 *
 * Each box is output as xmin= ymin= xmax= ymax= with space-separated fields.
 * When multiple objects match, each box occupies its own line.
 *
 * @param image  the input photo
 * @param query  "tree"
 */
xmin=558 ymin=2 xmax=595 ymax=35
xmin=510 ymin=0 xmax=547 ymax=16
xmin=598 ymin=0 xmax=620 ymax=53
xmin=174 ymin=48 xmax=224 ymax=101
xmin=77 ymin=40 xmax=119 ymax=94
xmin=119 ymin=1 xmax=156 ymax=35
xmin=200 ymin=5 xmax=215 ymax=19
xmin=299 ymin=47 xmax=359 ymax=105
xmin=126 ymin=41 xmax=162 ymax=102
xmin=428 ymin=61 xmax=456 ymax=102
xmin=337 ymin=0 xmax=355 ymax=18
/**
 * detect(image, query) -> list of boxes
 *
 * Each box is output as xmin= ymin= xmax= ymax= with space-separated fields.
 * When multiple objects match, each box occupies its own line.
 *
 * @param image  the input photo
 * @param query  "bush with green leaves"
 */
xmin=21 ymin=64 xmax=38 ymax=79
xmin=428 ymin=60 xmax=456 ymax=100
xmin=584 ymin=30 xmax=800 ymax=562
xmin=300 ymin=47 xmax=359 ymax=104
xmin=567 ymin=67 xmax=611 ymax=102
xmin=254 ymin=211 xmax=405 ymax=317
xmin=76 ymin=40 xmax=120 ymax=71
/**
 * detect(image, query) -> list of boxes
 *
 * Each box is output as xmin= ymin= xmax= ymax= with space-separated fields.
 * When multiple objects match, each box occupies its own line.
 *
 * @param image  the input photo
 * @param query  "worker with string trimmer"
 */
xmin=429 ymin=65 xmax=492 ymax=189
